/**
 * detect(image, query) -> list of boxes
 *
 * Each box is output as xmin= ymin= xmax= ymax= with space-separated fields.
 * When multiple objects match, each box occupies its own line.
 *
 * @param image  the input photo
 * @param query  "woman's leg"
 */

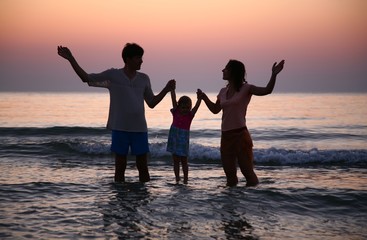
xmin=237 ymin=128 xmax=258 ymax=186
xmin=237 ymin=149 xmax=259 ymax=186
xmin=221 ymin=129 xmax=239 ymax=186
xmin=221 ymin=153 xmax=238 ymax=186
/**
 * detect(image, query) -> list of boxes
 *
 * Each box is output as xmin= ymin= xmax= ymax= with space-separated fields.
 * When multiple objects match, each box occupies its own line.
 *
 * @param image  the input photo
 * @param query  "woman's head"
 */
xmin=177 ymin=96 xmax=192 ymax=114
xmin=223 ymin=60 xmax=246 ymax=91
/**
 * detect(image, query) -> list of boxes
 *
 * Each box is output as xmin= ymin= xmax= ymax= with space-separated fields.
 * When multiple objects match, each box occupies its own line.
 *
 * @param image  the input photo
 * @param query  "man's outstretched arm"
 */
xmin=147 ymin=79 xmax=176 ymax=108
xmin=57 ymin=46 xmax=89 ymax=82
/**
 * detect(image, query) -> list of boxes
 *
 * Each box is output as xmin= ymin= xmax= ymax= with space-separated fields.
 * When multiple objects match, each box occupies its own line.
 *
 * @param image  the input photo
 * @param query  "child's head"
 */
xmin=177 ymin=96 xmax=192 ymax=114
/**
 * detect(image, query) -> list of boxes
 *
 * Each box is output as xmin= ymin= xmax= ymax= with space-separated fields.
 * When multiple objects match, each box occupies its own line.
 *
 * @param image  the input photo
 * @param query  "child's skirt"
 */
xmin=167 ymin=125 xmax=190 ymax=157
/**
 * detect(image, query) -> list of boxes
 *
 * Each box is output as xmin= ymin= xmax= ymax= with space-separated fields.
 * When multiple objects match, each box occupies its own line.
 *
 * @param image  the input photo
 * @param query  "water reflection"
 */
xmin=102 ymin=182 xmax=151 ymax=239
xmin=220 ymin=188 xmax=259 ymax=240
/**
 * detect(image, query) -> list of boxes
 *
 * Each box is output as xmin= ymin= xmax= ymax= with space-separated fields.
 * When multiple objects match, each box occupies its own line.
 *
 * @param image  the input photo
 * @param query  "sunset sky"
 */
xmin=1 ymin=0 xmax=366 ymax=92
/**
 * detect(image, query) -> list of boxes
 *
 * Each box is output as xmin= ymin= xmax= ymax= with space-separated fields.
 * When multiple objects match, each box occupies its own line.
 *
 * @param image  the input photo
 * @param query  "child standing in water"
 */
xmin=167 ymin=89 xmax=201 ymax=184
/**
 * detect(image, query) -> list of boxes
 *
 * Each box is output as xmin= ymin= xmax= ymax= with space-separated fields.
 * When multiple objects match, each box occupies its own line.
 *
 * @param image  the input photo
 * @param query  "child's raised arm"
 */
xmin=170 ymin=89 xmax=178 ymax=109
xmin=191 ymin=89 xmax=202 ymax=115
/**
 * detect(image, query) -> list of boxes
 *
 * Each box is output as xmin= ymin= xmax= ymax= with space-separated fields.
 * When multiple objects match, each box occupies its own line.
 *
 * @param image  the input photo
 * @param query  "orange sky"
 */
xmin=1 ymin=0 xmax=366 ymax=92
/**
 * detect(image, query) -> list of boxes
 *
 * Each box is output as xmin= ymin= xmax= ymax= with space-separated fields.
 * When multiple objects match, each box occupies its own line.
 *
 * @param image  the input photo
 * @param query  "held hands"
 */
xmin=165 ymin=79 xmax=176 ymax=93
xmin=272 ymin=60 xmax=285 ymax=75
xmin=57 ymin=46 xmax=74 ymax=61
xmin=197 ymin=89 xmax=206 ymax=100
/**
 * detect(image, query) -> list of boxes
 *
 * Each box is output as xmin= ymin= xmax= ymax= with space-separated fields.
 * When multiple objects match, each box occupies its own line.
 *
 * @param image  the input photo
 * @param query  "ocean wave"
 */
xmin=1 ymin=135 xmax=366 ymax=166
xmin=254 ymin=148 xmax=367 ymax=166
xmin=2 ymin=125 xmax=366 ymax=140
xmin=0 ymin=126 xmax=110 ymax=136
xmin=2 ymin=126 xmax=366 ymax=141
xmin=1 ymin=126 xmax=366 ymax=166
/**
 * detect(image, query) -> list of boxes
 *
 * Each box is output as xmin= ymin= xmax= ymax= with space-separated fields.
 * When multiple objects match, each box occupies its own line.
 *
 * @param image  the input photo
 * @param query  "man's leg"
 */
xmin=115 ymin=154 xmax=127 ymax=182
xmin=136 ymin=153 xmax=150 ymax=182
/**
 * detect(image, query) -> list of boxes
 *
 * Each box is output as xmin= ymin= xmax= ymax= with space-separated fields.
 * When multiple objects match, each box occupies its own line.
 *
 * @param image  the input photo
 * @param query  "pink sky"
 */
xmin=1 ymin=0 xmax=366 ymax=92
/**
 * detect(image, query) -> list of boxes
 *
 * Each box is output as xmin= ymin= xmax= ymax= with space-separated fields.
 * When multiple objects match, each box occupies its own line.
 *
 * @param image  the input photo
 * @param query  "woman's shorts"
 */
xmin=111 ymin=130 xmax=149 ymax=156
xmin=220 ymin=127 xmax=253 ymax=157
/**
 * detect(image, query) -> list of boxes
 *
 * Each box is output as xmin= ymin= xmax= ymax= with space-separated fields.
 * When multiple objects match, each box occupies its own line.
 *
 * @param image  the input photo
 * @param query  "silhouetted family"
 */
xmin=58 ymin=43 xmax=284 ymax=187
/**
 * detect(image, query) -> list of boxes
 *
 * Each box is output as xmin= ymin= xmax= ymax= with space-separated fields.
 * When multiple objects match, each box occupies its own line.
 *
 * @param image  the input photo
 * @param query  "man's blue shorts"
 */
xmin=111 ymin=130 xmax=149 ymax=156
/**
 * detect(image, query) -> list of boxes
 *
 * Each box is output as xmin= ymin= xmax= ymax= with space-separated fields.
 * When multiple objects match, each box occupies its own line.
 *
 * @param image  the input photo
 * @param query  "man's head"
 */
xmin=122 ymin=43 xmax=144 ymax=70
xmin=122 ymin=43 xmax=144 ymax=62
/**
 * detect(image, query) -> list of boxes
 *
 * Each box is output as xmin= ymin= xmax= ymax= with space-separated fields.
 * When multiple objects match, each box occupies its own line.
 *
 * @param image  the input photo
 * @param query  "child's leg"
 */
xmin=181 ymin=157 xmax=188 ymax=184
xmin=173 ymin=155 xmax=180 ymax=182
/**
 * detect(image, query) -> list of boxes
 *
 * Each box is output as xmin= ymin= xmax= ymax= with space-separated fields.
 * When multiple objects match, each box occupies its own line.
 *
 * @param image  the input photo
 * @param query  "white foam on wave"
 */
xmin=68 ymin=141 xmax=111 ymax=155
xmin=66 ymin=141 xmax=367 ymax=166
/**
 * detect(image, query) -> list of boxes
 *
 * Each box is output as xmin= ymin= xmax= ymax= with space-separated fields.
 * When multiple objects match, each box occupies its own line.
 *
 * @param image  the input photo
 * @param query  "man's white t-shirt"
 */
xmin=88 ymin=68 xmax=154 ymax=132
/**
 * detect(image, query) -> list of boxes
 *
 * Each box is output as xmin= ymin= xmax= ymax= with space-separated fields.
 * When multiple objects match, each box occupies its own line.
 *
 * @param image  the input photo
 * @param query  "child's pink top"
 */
xmin=171 ymin=108 xmax=195 ymax=130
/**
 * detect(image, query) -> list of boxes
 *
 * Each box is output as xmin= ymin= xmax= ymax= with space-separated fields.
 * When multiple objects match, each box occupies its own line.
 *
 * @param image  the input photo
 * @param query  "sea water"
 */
xmin=0 ymin=92 xmax=366 ymax=239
